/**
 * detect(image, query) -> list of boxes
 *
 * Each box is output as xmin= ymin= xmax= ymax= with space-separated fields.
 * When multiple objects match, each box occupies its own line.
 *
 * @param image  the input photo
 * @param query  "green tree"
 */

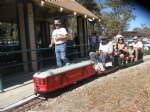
xmin=101 ymin=0 xmax=135 ymax=35
xmin=76 ymin=0 xmax=99 ymax=14
xmin=76 ymin=0 xmax=101 ymax=35
xmin=77 ymin=0 xmax=135 ymax=37
xmin=133 ymin=24 xmax=150 ymax=38
xmin=141 ymin=24 xmax=150 ymax=37
xmin=133 ymin=27 xmax=142 ymax=32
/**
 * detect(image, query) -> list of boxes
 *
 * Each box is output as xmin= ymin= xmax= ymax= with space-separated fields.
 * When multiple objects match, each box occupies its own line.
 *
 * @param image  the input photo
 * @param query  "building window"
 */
xmin=0 ymin=22 xmax=19 ymax=47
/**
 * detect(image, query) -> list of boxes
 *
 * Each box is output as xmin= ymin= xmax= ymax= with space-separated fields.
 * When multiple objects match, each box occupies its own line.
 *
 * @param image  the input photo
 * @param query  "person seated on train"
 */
xmin=126 ymin=44 xmax=134 ymax=63
xmin=89 ymin=34 xmax=113 ymax=69
xmin=114 ymin=36 xmax=128 ymax=64
xmin=131 ymin=36 xmax=143 ymax=61
xmin=114 ymin=31 xmax=124 ymax=43
xmin=113 ymin=33 xmax=124 ymax=50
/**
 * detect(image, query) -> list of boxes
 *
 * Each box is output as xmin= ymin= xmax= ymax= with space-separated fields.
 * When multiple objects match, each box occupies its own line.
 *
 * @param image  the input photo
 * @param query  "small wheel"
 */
xmin=34 ymin=91 xmax=38 ymax=96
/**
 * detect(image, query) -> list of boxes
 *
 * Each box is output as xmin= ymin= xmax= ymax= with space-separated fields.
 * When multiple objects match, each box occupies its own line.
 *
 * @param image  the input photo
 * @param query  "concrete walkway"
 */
xmin=0 ymin=76 xmax=34 ymax=111
xmin=0 ymin=55 xmax=150 ymax=111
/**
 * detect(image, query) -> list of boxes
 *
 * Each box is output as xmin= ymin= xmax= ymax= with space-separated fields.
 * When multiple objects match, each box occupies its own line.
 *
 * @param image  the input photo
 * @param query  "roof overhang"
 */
xmin=32 ymin=0 xmax=100 ymax=21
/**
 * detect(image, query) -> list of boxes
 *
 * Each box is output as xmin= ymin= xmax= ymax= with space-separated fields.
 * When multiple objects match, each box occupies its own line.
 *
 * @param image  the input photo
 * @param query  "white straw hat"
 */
xmin=54 ymin=20 xmax=61 ymax=24
xmin=116 ymin=34 xmax=123 ymax=38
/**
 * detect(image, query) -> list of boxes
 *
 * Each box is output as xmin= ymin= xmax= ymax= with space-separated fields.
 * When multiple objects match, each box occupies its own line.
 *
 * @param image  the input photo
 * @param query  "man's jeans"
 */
xmin=89 ymin=52 xmax=110 ymax=64
xmin=55 ymin=43 xmax=69 ymax=66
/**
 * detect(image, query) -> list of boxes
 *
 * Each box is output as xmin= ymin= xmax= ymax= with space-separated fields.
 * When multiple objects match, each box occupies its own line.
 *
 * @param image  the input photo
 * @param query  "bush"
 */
xmin=143 ymin=50 xmax=150 ymax=55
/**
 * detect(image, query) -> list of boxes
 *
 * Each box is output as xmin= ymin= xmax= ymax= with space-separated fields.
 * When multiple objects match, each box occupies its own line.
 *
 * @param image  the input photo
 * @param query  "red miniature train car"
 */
xmin=33 ymin=61 xmax=95 ymax=94
xmin=33 ymin=56 xmax=143 ymax=95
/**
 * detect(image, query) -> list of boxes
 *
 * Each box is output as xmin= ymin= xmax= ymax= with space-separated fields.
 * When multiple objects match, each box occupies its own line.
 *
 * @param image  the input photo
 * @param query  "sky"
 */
xmin=128 ymin=4 xmax=150 ymax=31
xmin=96 ymin=0 xmax=150 ymax=31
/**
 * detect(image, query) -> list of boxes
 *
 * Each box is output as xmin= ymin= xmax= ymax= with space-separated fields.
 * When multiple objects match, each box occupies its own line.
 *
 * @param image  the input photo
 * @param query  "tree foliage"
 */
xmin=76 ymin=0 xmax=100 ymax=14
xmin=76 ymin=0 xmax=100 ymax=35
xmin=133 ymin=24 xmax=150 ymax=37
xmin=99 ymin=0 xmax=135 ymax=35
xmin=77 ymin=0 xmax=136 ymax=36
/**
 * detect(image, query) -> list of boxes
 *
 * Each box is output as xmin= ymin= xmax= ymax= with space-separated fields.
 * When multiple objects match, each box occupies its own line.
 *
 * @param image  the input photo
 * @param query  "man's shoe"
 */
xmin=56 ymin=65 xmax=62 ymax=68
xmin=90 ymin=60 xmax=94 ymax=64
xmin=65 ymin=63 xmax=70 ymax=66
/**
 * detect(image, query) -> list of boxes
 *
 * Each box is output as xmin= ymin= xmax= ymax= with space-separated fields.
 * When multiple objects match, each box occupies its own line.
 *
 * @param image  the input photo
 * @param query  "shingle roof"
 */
xmin=34 ymin=0 xmax=99 ymax=20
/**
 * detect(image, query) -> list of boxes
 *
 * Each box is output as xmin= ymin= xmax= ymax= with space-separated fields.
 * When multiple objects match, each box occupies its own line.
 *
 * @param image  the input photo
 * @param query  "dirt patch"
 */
xmin=30 ymin=61 xmax=150 ymax=112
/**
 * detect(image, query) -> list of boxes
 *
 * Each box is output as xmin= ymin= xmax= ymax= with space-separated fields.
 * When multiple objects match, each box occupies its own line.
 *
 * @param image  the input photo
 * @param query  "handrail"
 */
xmin=0 ymin=43 xmax=98 ymax=92
xmin=0 ymin=44 xmax=92 ymax=54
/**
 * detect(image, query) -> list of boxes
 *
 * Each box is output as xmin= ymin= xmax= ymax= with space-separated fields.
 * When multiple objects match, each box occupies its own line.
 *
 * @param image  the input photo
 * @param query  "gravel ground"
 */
xmin=29 ymin=61 xmax=150 ymax=112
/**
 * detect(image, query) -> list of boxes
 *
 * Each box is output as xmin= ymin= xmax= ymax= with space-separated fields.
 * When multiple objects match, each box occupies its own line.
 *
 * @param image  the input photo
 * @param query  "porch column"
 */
xmin=27 ymin=3 xmax=37 ymax=71
xmin=77 ymin=16 xmax=84 ymax=57
xmin=41 ymin=22 xmax=50 ymax=47
xmin=83 ymin=18 xmax=88 ymax=56
xmin=18 ymin=3 xmax=29 ymax=72
xmin=18 ymin=1 xmax=37 ymax=72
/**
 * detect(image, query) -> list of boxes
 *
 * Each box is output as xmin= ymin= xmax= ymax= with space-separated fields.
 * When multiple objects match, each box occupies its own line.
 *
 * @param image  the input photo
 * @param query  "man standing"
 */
xmin=90 ymin=32 xmax=98 ymax=51
xmin=49 ymin=20 xmax=69 ymax=68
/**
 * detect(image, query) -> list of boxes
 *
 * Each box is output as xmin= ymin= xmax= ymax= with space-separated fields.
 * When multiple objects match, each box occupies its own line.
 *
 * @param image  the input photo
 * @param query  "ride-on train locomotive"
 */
xmin=33 ymin=55 xmax=143 ymax=95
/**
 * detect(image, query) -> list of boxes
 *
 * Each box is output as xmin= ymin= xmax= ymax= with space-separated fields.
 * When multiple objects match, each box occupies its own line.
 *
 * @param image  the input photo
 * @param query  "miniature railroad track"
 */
xmin=5 ymin=57 xmax=150 ymax=112
xmin=8 ymin=98 xmax=43 ymax=112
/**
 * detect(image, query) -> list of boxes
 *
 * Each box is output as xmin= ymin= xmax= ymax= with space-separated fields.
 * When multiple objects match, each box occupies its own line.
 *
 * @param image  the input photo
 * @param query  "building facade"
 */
xmin=0 ymin=0 xmax=99 ymax=78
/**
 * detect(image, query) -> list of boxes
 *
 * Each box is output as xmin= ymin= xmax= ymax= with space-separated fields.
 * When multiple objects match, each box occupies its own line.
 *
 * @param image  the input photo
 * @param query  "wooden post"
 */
xmin=0 ymin=73 xmax=3 ymax=93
